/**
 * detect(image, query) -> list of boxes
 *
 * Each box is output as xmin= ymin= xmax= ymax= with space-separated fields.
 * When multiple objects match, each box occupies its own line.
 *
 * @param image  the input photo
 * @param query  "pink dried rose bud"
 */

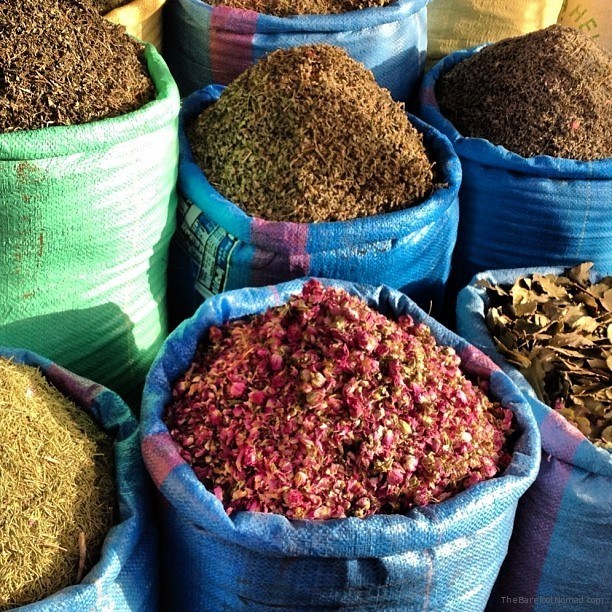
xmin=166 ymin=280 xmax=514 ymax=520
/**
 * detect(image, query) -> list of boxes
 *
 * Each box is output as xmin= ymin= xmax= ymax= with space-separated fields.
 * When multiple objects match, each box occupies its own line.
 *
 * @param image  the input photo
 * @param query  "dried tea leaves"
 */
xmin=436 ymin=25 xmax=612 ymax=161
xmin=0 ymin=0 xmax=155 ymax=133
xmin=166 ymin=280 xmax=513 ymax=520
xmin=0 ymin=359 xmax=115 ymax=609
xmin=93 ymin=0 xmax=130 ymax=13
xmin=481 ymin=263 xmax=612 ymax=449
xmin=206 ymin=0 xmax=395 ymax=17
xmin=188 ymin=45 xmax=435 ymax=223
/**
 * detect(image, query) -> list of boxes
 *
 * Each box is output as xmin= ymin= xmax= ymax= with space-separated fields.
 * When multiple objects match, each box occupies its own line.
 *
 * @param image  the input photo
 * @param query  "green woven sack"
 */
xmin=0 ymin=45 xmax=180 ymax=407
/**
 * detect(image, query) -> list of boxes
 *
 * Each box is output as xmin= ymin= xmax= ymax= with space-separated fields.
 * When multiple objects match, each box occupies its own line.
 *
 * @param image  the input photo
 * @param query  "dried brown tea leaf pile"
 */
xmin=206 ymin=0 xmax=394 ymax=17
xmin=481 ymin=263 xmax=612 ymax=449
xmin=436 ymin=25 xmax=612 ymax=160
xmin=0 ymin=359 xmax=115 ymax=609
xmin=0 ymin=0 xmax=154 ymax=133
xmin=188 ymin=44 xmax=435 ymax=223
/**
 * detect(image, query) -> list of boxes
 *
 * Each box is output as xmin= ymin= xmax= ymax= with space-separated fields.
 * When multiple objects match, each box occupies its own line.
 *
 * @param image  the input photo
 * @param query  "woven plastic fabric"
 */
xmin=558 ymin=0 xmax=611 ymax=52
xmin=163 ymin=0 xmax=429 ymax=101
xmin=426 ymin=0 xmax=563 ymax=69
xmin=419 ymin=47 xmax=612 ymax=301
xmin=2 ymin=347 xmax=158 ymax=612
xmin=142 ymin=277 xmax=540 ymax=611
xmin=0 ymin=45 xmax=180 ymax=407
xmin=456 ymin=267 xmax=612 ymax=612
xmin=168 ymin=85 xmax=460 ymax=326
xmin=104 ymin=0 xmax=166 ymax=49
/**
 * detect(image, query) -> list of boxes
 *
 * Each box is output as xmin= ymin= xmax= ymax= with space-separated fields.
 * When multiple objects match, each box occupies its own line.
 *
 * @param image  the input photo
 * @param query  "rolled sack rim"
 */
xmin=456 ymin=266 xmax=612 ymax=478
xmin=141 ymin=277 xmax=541 ymax=558
xmin=420 ymin=45 xmax=612 ymax=180
xmin=178 ymin=84 xmax=462 ymax=253
xmin=0 ymin=44 xmax=180 ymax=161
xmin=188 ymin=0 xmax=430 ymax=34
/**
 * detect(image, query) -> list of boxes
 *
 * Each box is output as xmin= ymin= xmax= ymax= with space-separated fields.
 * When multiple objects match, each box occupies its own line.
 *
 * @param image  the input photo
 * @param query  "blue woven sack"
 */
xmin=163 ymin=0 xmax=429 ymax=101
xmin=168 ymin=85 xmax=460 ymax=325
xmin=456 ymin=267 xmax=612 ymax=612
xmin=419 ymin=47 xmax=612 ymax=297
xmin=142 ymin=277 xmax=540 ymax=611
xmin=3 ymin=347 xmax=158 ymax=612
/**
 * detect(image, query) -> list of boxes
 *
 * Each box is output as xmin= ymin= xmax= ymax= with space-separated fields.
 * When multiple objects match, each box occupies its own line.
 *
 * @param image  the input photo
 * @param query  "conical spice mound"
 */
xmin=188 ymin=44 xmax=435 ymax=224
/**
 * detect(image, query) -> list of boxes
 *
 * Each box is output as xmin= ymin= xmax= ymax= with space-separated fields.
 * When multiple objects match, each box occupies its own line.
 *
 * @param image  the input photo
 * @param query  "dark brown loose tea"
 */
xmin=206 ymin=0 xmax=395 ymax=17
xmin=188 ymin=45 xmax=435 ymax=223
xmin=481 ymin=263 xmax=612 ymax=449
xmin=93 ymin=0 xmax=130 ymax=13
xmin=0 ymin=359 xmax=115 ymax=609
xmin=436 ymin=25 xmax=612 ymax=161
xmin=0 ymin=0 xmax=155 ymax=133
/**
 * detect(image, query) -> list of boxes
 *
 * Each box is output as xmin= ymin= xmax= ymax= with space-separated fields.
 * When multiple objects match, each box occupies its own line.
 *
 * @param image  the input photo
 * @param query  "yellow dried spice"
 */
xmin=188 ymin=44 xmax=435 ymax=224
xmin=206 ymin=0 xmax=395 ymax=17
xmin=0 ymin=359 xmax=115 ymax=610
xmin=481 ymin=263 xmax=612 ymax=450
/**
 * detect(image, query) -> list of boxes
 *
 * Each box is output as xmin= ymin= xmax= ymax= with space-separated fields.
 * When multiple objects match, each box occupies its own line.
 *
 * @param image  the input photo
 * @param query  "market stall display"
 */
xmin=419 ymin=25 xmax=612 ymax=301
xmin=0 ymin=0 xmax=180 ymax=407
xmin=141 ymin=278 xmax=539 ymax=611
xmin=168 ymin=46 xmax=460 ymax=325
xmin=0 ymin=347 xmax=157 ymax=611
xmin=162 ymin=0 xmax=429 ymax=101
xmin=457 ymin=265 xmax=612 ymax=612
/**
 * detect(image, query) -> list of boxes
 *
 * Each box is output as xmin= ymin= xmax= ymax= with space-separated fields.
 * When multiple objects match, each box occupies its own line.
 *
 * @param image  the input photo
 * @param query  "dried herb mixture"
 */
xmin=166 ymin=280 xmax=513 ymax=520
xmin=481 ymin=263 xmax=612 ymax=449
xmin=436 ymin=25 xmax=612 ymax=160
xmin=93 ymin=0 xmax=130 ymax=13
xmin=0 ymin=359 xmax=115 ymax=609
xmin=188 ymin=44 xmax=435 ymax=223
xmin=206 ymin=0 xmax=395 ymax=17
xmin=0 ymin=0 xmax=154 ymax=133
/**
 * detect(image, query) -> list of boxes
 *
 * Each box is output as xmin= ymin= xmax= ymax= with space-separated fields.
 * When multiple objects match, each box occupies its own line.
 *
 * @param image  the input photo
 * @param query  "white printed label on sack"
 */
xmin=177 ymin=195 xmax=239 ymax=299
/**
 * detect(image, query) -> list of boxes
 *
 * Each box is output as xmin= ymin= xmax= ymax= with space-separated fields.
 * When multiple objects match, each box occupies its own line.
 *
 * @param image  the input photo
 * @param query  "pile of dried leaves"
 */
xmin=166 ymin=280 xmax=513 ymax=520
xmin=0 ymin=0 xmax=154 ymax=133
xmin=0 ymin=359 xmax=115 ymax=609
xmin=436 ymin=25 xmax=612 ymax=160
xmin=188 ymin=44 xmax=435 ymax=223
xmin=481 ymin=263 xmax=612 ymax=449
xmin=206 ymin=0 xmax=395 ymax=17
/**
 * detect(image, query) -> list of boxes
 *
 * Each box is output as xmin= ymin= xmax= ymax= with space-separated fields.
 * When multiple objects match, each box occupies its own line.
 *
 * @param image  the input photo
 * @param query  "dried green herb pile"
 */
xmin=0 ymin=0 xmax=154 ymax=133
xmin=481 ymin=263 xmax=612 ymax=449
xmin=436 ymin=25 xmax=612 ymax=161
xmin=188 ymin=44 xmax=435 ymax=223
xmin=206 ymin=0 xmax=395 ymax=17
xmin=166 ymin=280 xmax=513 ymax=520
xmin=0 ymin=359 xmax=115 ymax=609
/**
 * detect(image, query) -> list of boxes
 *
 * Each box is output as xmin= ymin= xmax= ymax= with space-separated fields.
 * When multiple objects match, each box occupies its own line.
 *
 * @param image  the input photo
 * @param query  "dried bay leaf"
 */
xmin=483 ymin=263 xmax=612 ymax=448
xmin=567 ymin=262 xmax=594 ymax=285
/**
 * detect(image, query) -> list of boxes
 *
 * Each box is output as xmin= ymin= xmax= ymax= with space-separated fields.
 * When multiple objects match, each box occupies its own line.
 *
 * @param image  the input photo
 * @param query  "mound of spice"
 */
xmin=0 ymin=0 xmax=154 ymax=133
xmin=206 ymin=0 xmax=394 ymax=17
xmin=0 ymin=359 xmax=115 ymax=609
xmin=435 ymin=25 xmax=612 ymax=160
xmin=188 ymin=44 xmax=435 ymax=223
xmin=93 ymin=0 xmax=130 ymax=13
xmin=481 ymin=263 xmax=612 ymax=449
xmin=166 ymin=280 xmax=514 ymax=520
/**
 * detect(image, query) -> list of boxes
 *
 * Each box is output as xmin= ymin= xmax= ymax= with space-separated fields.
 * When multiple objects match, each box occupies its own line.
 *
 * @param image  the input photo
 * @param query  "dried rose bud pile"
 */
xmin=166 ymin=280 xmax=514 ymax=519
